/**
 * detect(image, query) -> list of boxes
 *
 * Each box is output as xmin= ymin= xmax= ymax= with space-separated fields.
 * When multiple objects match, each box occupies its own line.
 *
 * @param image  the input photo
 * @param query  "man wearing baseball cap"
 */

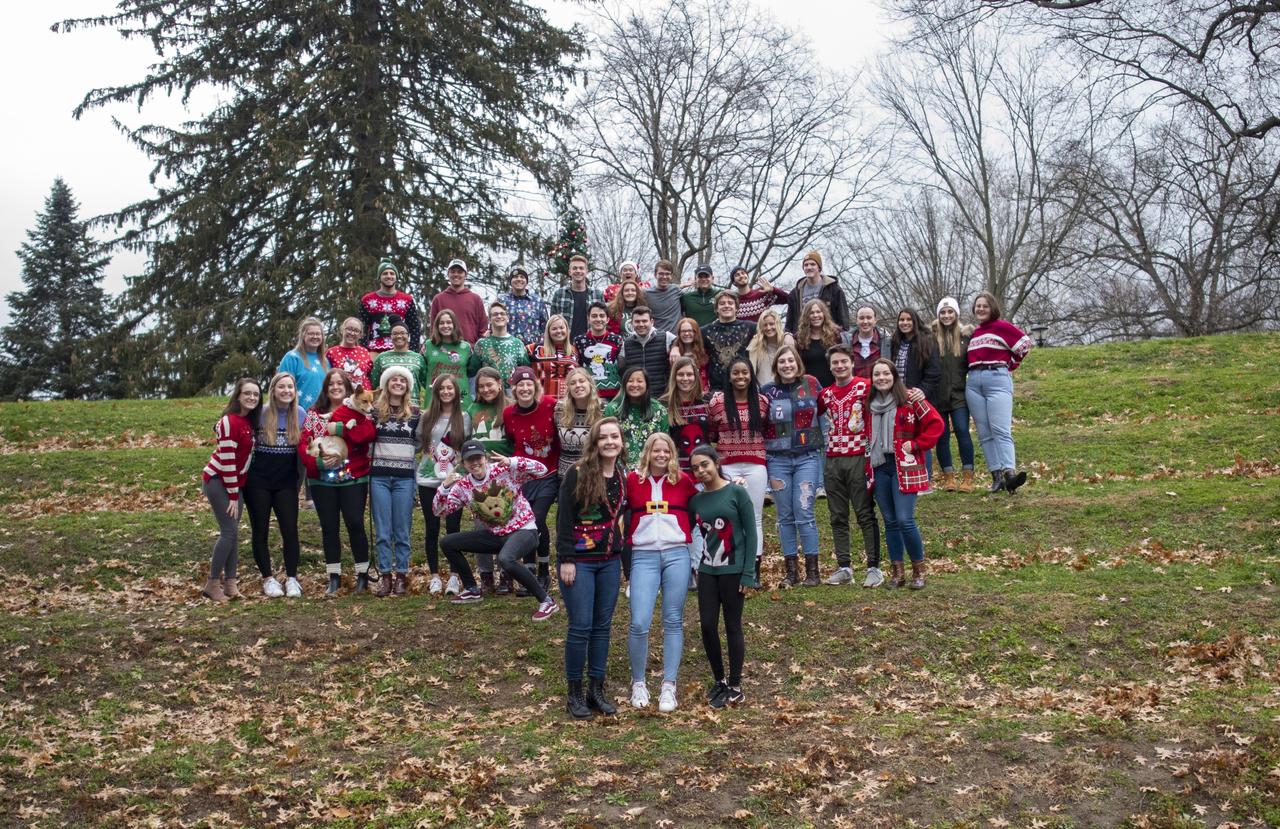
xmin=498 ymin=264 xmax=549 ymax=347
xmin=681 ymin=263 xmax=718 ymax=327
xmin=428 ymin=258 xmax=489 ymax=344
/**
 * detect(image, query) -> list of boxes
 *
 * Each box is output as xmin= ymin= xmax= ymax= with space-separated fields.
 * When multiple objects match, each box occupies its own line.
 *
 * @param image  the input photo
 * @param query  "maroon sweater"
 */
xmin=429 ymin=287 xmax=489 ymax=344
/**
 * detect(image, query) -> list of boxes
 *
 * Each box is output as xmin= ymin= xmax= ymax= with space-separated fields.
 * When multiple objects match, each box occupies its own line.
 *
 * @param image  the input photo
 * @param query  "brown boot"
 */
xmin=222 ymin=578 xmax=242 ymax=600
xmin=802 ymin=556 xmax=820 ymax=587
xmin=940 ymin=471 xmax=957 ymax=492
xmin=909 ymin=560 xmax=926 ymax=590
xmin=780 ymin=557 xmax=800 ymax=589
xmin=885 ymin=561 xmax=907 ymax=589
xmin=480 ymin=571 xmax=496 ymax=595
xmin=958 ymin=470 xmax=974 ymax=493
xmin=375 ymin=573 xmax=393 ymax=597
xmin=393 ymin=572 xmax=407 ymax=596
xmin=202 ymin=578 xmax=228 ymax=603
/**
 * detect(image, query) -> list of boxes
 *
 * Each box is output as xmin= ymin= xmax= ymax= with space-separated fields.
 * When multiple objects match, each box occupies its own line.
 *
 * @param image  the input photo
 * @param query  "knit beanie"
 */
xmin=936 ymin=296 xmax=960 ymax=318
xmin=802 ymin=250 xmax=823 ymax=271
xmin=378 ymin=365 xmax=415 ymax=394
xmin=510 ymin=365 xmax=537 ymax=388
xmin=377 ymin=260 xmax=399 ymax=280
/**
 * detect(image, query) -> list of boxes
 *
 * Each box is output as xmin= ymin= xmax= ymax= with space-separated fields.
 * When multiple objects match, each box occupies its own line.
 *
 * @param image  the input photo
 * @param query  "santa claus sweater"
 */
xmin=432 ymin=457 xmax=546 ymax=535
xmin=202 ymin=413 xmax=255 ymax=501
xmin=360 ymin=290 xmax=422 ymax=353
xmin=818 ymin=378 xmax=871 ymax=457
xmin=573 ymin=330 xmax=624 ymax=398
xmin=625 ymin=471 xmax=698 ymax=548
xmin=504 ymin=396 xmax=560 ymax=479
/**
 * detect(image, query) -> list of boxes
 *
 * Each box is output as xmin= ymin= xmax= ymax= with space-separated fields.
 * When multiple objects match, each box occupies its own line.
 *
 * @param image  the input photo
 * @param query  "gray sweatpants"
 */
xmin=202 ymin=478 xmax=242 ymax=580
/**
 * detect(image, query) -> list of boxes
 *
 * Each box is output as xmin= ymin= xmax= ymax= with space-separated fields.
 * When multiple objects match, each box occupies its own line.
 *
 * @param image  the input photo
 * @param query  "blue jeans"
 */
xmin=935 ymin=406 xmax=975 ymax=471
xmin=628 ymin=546 xmax=691 ymax=684
xmin=370 ymin=476 xmax=415 ymax=573
xmin=560 ymin=557 xmax=621 ymax=681
xmin=766 ymin=452 xmax=821 ymax=557
xmin=965 ymin=367 xmax=1016 ymax=472
xmin=873 ymin=462 xmax=923 ymax=563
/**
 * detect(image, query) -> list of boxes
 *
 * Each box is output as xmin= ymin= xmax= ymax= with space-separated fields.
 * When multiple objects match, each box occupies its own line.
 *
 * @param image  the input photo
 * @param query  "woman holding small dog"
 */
xmin=200 ymin=377 xmax=261 ymax=602
xmin=299 ymin=368 xmax=377 ymax=596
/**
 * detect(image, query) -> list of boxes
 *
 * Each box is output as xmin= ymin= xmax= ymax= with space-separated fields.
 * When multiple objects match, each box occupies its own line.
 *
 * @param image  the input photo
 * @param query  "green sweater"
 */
xmin=370 ymin=350 xmax=430 ymax=408
xmin=690 ymin=484 xmax=758 ymax=588
xmin=466 ymin=400 xmax=512 ymax=453
xmin=421 ymin=340 xmax=473 ymax=406
xmin=471 ymin=334 xmax=529 ymax=388
xmin=603 ymin=397 xmax=669 ymax=471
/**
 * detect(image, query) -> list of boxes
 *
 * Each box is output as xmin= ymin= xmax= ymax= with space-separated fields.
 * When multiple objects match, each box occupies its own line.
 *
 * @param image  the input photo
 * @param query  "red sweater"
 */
xmin=708 ymin=392 xmax=768 ymax=465
xmin=734 ymin=286 xmax=789 ymax=323
xmin=881 ymin=399 xmax=945 ymax=494
xmin=297 ymin=403 xmax=376 ymax=482
xmin=967 ymin=320 xmax=1033 ymax=371
xmin=202 ymin=414 xmax=255 ymax=501
xmin=625 ymin=470 xmax=698 ymax=547
xmin=818 ymin=377 xmax=871 ymax=457
xmin=504 ymin=396 xmax=560 ymax=479
xmin=326 ymin=344 xmax=373 ymax=390
xmin=429 ymin=287 xmax=488 ymax=344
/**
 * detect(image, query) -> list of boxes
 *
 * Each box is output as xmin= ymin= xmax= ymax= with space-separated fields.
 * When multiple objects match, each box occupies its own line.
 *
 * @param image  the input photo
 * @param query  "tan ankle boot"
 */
xmin=202 ymin=578 xmax=228 ymax=602
xmin=222 ymin=578 xmax=242 ymax=599
xmin=909 ymin=560 xmax=926 ymax=590
xmin=940 ymin=471 xmax=957 ymax=491
xmin=958 ymin=470 xmax=975 ymax=492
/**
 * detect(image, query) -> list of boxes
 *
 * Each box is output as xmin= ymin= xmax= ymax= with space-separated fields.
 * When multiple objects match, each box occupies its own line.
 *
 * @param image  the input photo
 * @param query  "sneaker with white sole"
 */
xmin=445 ymin=574 xmax=461 ymax=596
xmin=532 ymin=597 xmax=559 ymax=621
xmin=658 ymin=681 xmax=678 ymax=713
xmin=262 ymin=576 xmax=284 ymax=598
xmin=284 ymin=577 xmax=302 ymax=598
xmin=825 ymin=566 xmax=854 ymax=585
xmin=428 ymin=575 xmax=443 ymax=596
xmin=624 ymin=582 xmax=631 ymax=600
xmin=862 ymin=567 xmax=885 ymax=588
xmin=630 ymin=681 xmax=650 ymax=709
xmin=451 ymin=586 xmax=482 ymax=604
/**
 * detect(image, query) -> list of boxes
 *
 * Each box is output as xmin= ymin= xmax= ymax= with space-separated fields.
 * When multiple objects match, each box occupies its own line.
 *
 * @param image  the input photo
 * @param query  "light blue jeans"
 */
xmin=370 ymin=475 xmax=415 ymax=573
xmin=628 ymin=545 xmax=691 ymax=683
xmin=965 ymin=367 xmax=1016 ymax=472
xmin=766 ymin=451 xmax=821 ymax=557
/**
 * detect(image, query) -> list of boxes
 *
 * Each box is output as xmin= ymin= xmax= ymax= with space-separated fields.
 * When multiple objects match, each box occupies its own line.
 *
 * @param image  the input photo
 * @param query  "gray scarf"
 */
xmin=868 ymin=394 xmax=897 ymax=469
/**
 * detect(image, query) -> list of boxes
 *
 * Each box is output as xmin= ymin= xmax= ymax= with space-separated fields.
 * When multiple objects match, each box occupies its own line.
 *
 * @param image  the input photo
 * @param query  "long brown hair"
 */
xmin=890 ymin=309 xmax=936 ymax=368
xmin=259 ymin=372 xmax=301 ymax=443
xmin=672 ymin=317 xmax=709 ymax=367
xmin=430 ymin=309 xmax=462 ymax=346
xmin=557 ymin=367 xmax=604 ymax=428
xmin=609 ymin=277 xmax=641 ymax=321
xmin=870 ymin=358 xmax=909 ymax=406
xmin=419 ymin=374 xmax=467 ymax=449
xmin=797 ymin=299 xmax=841 ymax=348
xmin=574 ymin=417 xmax=627 ymax=508
xmin=222 ymin=377 xmax=262 ymax=419
xmin=313 ymin=369 xmax=353 ymax=415
xmin=665 ymin=356 xmax=705 ymax=425
xmin=472 ymin=367 xmax=511 ymax=430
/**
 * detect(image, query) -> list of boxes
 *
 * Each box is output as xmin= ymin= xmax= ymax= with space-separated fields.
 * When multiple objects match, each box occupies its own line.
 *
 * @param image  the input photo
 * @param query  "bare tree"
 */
xmin=577 ymin=0 xmax=882 ymax=280
xmin=579 ymin=187 xmax=652 ymax=277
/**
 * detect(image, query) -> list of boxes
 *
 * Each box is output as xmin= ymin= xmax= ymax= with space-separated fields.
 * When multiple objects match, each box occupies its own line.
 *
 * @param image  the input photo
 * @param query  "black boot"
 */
xmin=587 ymin=677 xmax=617 ymax=715
xmin=780 ymin=557 xmax=800 ymax=588
xmin=325 ymin=573 xmax=341 ymax=596
xmin=566 ymin=681 xmax=594 ymax=719
xmin=802 ymin=556 xmax=820 ymax=587
xmin=353 ymin=572 xmax=370 ymax=594
xmin=1003 ymin=469 xmax=1027 ymax=494
xmin=987 ymin=471 xmax=1003 ymax=493
xmin=753 ymin=556 xmax=762 ymax=588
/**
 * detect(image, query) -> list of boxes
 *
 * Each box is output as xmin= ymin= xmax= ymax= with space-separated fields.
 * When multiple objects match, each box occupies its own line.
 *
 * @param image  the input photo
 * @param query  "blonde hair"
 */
xmin=796 ymin=299 xmax=840 ymax=348
xmin=665 ymin=356 xmax=705 ymax=425
xmin=747 ymin=308 xmax=788 ymax=368
xmin=638 ymin=432 xmax=681 ymax=485
xmin=374 ymin=374 xmax=416 ymax=423
xmin=293 ymin=316 xmax=329 ymax=370
xmin=557 ymin=367 xmax=604 ymax=428
xmin=930 ymin=317 xmax=973 ymax=358
xmin=542 ymin=314 xmax=576 ymax=356
xmin=260 ymin=372 xmax=302 ymax=444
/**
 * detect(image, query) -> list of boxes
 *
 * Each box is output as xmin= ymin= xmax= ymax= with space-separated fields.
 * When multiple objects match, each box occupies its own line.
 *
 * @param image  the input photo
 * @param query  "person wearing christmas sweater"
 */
xmin=428 ymin=258 xmax=488 ymax=344
xmin=421 ymin=308 xmax=474 ymax=408
xmin=573 ymin=302 xmax=624 ymax=400
xmin=526 ymin=314 xmax=578 ymax=400
xmin=417 ymin=374 xmax=471 ymax=596
xmin=607 ymin=277 xmax=642 ymax=338
xmin=277 ymin=316 xmax=329 ymax=411
xmin=327 ymin=317 xmax=374 ymax=390
xmin=368 ymin=367 xmax=422 ymax=597
xmin=504 ymin=366 xmax=561 ymax=590
xmin=199 ymin=378 xmax=260 ymax=602
xmin=965 ymin=291 xmax=1034 ymax=494
xmin=605 ymin=365 xmax=670 ymax=474
xmin=701 ymin=291 xmax=757 ymax=391
xmin=761 ymin=344 xmax=824 ymax=589
xmin=466 ymin=368 xmax=512 ymax=590
xmin=298 ymin=369 xmax=377 ymax=596
xmin=689 ymin=445 xmax=758 ymax=709
xmin=555 ymin=368 xmax=604 ymax=477
xmin=359 ymin=260 xmax=422 ymax=353
xmin=497 ymin=264 xmax=549 ymax=347
xmin=624 ymin=432 xmax=698 ymax=714
xmin=727 ymin=266 xmax=789 ymax=324
xmin=669 ymin=317 xmax=712 ymax=392
xmin=432 ymin=443 xmax=559 ymax=620
xmin=243 ymin=373 xmax=306 ymax=599
xmin=664 ymin=357 xmax=717 ymax=472
xmin=707 ymin=358 xmax=768 ymax=581
xmin=370 ymin=319 xmax=429 ymax=408
xmin=816 ymin=343 xmax=880 ymax=589
xmin=557 ymin=419 xmax=628 ymax=719
xmin=868 ymin=358 xmax=944 ymax=589
xmin=549 ymin=255 xmax=604 ymax=342
xmin=470 ymin=301 xmax=530 ymax=391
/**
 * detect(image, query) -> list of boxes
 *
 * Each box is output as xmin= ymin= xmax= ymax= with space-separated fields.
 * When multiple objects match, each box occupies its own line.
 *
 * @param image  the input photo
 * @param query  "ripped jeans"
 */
xmin=766 ymin=450 xmax=822 ymax=558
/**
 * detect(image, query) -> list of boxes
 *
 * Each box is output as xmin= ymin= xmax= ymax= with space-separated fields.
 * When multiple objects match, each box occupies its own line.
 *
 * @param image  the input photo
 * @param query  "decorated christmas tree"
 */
xmin=548 ymin=208 xmax=589 ymax=279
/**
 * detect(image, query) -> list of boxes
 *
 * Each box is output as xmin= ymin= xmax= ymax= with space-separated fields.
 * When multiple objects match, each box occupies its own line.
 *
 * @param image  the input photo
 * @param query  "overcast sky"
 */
xmin=0 ymin=1 xmax=895 ymax=319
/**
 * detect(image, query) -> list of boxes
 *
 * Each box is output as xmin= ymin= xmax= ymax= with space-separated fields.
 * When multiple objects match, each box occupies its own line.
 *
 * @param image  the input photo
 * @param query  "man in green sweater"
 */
xmin=681 ymin=263 xmax=718 ymax=327
xmin=471 ymin=301 xmax=530 ymax=389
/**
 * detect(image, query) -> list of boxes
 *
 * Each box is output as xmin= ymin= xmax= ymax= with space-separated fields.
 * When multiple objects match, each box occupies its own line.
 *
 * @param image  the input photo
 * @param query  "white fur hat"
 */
xmin=378 ymin=365 xmax=416 ymax=393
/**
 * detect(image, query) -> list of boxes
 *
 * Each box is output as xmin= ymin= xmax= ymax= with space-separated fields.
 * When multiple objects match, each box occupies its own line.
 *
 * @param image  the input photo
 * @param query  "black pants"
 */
xmin=521 ymin=475 xmax=558 ymax=576
xmin=418 ymin=485 xmax=461 ymax=574
xmin=243 ymin=484 xmax=301 ymax=578
xmin=312 ymin=482 xmax=370 ymax=573
xmin=697 ymin=571 xmax=745 ymax=686
xmin=440 ymin=529 xmax=545 ymax=601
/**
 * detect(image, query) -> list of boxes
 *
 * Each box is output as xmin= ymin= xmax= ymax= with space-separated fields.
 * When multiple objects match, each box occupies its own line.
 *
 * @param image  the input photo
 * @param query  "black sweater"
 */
xmin=555 ymin=466 xmax=626 ymax=564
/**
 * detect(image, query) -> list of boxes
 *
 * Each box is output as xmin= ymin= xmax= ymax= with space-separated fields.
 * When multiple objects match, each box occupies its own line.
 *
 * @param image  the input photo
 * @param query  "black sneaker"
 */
xmin=706 ymin=680 xmax=728 ymax=707
xmin=722 ymin=685 xmax=745 ymax=706
xmin=451 ymin=586 xmax=482 ymax=604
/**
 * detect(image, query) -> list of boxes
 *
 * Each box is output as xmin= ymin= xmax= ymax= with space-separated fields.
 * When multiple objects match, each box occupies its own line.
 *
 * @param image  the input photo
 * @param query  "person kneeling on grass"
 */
xmin=432 ymin=441 xmax=559 ymax=620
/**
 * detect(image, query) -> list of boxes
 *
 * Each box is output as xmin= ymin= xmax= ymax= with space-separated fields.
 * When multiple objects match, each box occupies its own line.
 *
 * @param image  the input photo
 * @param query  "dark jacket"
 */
xmin=620 ymin=331 xmax=676 ymax=393
xmin=786 ymin=275 xmax=850 ymax=334
xmin=931 ymin=323 xmax=972 ymax=412
xmin=891 ymin=333 xmax=942 ymax=405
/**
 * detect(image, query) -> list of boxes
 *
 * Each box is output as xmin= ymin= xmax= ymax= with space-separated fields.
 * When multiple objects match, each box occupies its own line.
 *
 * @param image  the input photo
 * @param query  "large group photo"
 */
xmin=3 ymin=0 xmax=1280 ymax=827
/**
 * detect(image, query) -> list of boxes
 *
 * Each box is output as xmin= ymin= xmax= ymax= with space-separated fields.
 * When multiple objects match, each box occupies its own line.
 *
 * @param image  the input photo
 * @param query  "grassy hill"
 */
xmin=1 ymin=333 xmax=1278 ymax=828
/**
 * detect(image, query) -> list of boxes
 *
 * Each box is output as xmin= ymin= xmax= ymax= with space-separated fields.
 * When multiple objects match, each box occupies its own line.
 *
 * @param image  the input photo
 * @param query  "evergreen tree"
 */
xmin=60 ymin=1 xmax=583 ymax=395
xmin=0 ymin=179 xmax=113 ymax=400
xmin=548 ymin=208 xmax=589 ymax=279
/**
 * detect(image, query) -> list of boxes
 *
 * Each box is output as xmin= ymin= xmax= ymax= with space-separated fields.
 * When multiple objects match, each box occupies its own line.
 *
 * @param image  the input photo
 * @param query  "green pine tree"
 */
xmin=0 ymin=179 xmax=113 ymax=400
xmin=60 ymin=1 xmax=583 ymax=395
xmin=549 ymin=208 xmax=589 ymax=279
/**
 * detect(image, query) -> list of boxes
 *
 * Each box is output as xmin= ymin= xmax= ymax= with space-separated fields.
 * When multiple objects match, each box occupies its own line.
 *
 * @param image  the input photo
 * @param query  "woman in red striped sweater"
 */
xmin=200 ymin=378 xmax=261 ymax=602
xmin=964 ymin=292 xmax=1034 ymax=494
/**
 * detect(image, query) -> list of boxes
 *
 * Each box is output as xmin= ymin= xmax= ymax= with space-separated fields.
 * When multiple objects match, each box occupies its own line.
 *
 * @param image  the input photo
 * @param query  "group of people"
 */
xmin=199 ymin=252 xmax=1034 ymax=715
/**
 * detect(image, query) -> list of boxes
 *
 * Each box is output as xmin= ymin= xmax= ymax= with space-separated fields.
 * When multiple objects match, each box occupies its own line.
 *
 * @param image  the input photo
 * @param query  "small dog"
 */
xmin=307 ymin=388 xmax=376 ymax=472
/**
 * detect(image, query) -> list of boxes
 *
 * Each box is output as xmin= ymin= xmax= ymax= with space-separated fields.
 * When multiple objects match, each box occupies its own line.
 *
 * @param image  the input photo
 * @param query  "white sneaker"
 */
xmin=658 ymin=681 xmax=678 ymax=713
xmin=428 ymin=575 xmax=443 ymax=596
xmin=918 ymin=485 xmax=934 ymax=496
xmin=825 ymin=566 xmax=854 ymax=585
xmin=262 ymin=576 xmax=284 ymax=598
xmin=631 ymin=681 xmax=650 ymax=709
xmin=445 ymin=574 xmax=461 ymax=596
xmin=624 ymin=583 xmax=631 ymax=600
xmin=816 ymin=486 xmax=827 ymax=499
xmin=284 ymin=577 xmax=302 ymax=598
xmin=863 ymin=567 xmax=885 ymax=588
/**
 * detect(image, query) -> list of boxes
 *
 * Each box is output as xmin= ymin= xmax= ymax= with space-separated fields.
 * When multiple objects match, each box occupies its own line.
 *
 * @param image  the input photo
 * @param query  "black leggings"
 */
xmin=243 ymin=484 xmax=301 ymax=578
xmin=521 ymin=475 xmax=557 ymax=575
xmin=312 ymin=482 xmax=370 ymax=573
xmin=697 ymin=571 xmax=745 ymax=686
xmin=418 ymin=485 xmax=461 ymax=574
